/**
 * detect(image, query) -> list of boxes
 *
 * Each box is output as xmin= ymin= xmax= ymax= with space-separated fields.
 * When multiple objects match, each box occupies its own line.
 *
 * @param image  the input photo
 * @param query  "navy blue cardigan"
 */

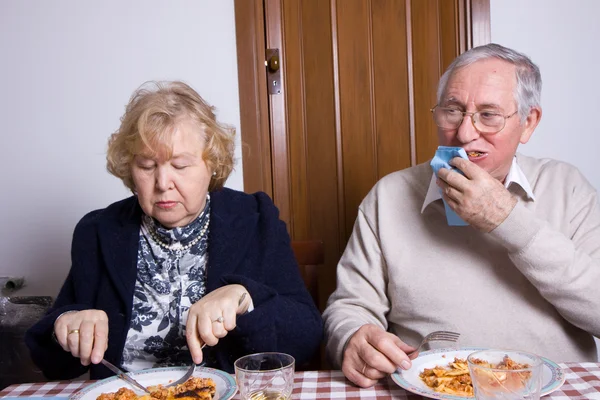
xmin=26 ymin=188 xmax=323 ymax=380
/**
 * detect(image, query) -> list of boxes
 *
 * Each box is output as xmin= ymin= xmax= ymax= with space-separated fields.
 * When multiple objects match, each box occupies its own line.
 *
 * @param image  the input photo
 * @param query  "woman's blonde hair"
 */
xmin=106 ymin=81 xmax=235 ymax=192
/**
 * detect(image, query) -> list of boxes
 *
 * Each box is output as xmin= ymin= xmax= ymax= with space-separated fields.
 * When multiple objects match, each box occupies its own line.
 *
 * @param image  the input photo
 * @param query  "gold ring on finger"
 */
xmin=68 ymin=329 xmax=80 ymax=335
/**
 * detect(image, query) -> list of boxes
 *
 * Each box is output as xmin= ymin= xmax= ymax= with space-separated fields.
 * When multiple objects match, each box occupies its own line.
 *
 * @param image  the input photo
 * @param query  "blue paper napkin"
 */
xmin=430 ymin=146 xmax=469 ymax=226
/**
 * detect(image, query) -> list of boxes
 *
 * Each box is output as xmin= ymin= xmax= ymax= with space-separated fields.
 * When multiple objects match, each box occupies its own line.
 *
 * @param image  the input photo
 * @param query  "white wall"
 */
xmin=491 ymin=0 xmax=600 ymax=356
xmin=0 ymin=1 xmax=242 ymax=297
xmin=491 ymin=0 xmax=600 ymax=191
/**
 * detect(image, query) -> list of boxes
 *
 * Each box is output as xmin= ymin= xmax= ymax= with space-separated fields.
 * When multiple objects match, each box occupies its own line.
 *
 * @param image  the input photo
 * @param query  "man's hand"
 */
xmin=342 ymin=324 xmax=416 ymax=388
xmin=436 ymin=157 xmax=517 ymax=232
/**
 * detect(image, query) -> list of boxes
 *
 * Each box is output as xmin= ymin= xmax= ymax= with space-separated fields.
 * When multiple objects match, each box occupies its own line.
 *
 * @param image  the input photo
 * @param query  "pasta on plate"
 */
xmin=419 ymin=357 xmax=473 ymax=397
xmin=419 ymin=356 xmax=531 ymax=397
xmin=96 ymin=377 xmax=217 ymax=400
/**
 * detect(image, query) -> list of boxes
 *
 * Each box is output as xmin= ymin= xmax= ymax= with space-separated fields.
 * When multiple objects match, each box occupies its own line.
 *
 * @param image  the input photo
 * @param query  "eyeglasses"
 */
xmin=430 ymin=105 xmax=518 ymax=134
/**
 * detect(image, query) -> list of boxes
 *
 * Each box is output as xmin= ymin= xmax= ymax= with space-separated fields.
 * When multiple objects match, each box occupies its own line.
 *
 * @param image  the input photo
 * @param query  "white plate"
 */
xmin=70 ymin=366 xmax=237 ymax=400
xmin=391 ymin=347 xmax=565 ymax=399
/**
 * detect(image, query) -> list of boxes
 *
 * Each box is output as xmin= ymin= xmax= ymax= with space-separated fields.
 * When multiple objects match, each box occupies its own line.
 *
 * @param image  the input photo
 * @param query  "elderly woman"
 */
xmin=26 ymin=81 xmax=323 ymax=380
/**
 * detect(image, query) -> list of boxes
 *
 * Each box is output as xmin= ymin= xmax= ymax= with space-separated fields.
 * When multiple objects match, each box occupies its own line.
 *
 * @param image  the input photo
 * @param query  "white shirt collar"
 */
xmin=421 ymin=156 xmax=535 ymax=213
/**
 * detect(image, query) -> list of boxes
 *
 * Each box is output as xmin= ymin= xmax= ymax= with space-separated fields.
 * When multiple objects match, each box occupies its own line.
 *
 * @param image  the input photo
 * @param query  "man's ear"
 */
xmin=520 ymin=107 xmax=542 ymax=144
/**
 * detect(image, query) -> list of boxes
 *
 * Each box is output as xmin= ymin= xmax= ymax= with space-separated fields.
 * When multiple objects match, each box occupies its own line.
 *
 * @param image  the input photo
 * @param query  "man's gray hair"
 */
xmin=437 ymin=43 xmax=542 ymax=122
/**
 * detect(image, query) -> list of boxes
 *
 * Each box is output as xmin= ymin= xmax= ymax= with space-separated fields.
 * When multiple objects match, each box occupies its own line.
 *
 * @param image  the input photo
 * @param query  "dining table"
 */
xmin=1 ymin=363 xmax=599 ymax=400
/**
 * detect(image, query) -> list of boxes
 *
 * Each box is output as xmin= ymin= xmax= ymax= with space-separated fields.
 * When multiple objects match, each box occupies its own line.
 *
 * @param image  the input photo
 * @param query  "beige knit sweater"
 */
xmin=323 ymin=154 xmax=600 ymax=368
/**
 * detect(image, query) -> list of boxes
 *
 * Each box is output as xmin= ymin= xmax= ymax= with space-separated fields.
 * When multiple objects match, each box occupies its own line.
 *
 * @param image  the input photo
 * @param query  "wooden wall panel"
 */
xmin=281 ymin=0 xmax=341 ymax=309
xmin=331 ymin=0 xmax=347 ymax=264
xmin=439 ymin=0 xmax=461 ymax=74
xmin=411 ymin=0 xmax=442 ymax=165
xmin=299 ymin=0 xmax=340 ymax=309
xmin=371 ymin=0 xmax=412 ymax=178
xmin=336 ymin=0 xmax=377 ymax=240
xmin=282 ymin=0 xmax=308 ymax=238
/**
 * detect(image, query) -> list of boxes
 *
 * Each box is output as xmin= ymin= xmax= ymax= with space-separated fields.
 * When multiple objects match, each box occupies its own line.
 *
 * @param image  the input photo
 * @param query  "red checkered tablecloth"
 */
xmin=1 ymin=364 xmax=599 ymax=399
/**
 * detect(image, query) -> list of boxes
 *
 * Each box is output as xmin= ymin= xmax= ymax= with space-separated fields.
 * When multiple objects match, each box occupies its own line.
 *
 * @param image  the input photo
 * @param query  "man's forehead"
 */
xmin=443 ymin=59 xmax=516 ymax=103
xmin=449 ymin=59 xmax=516 ymax=86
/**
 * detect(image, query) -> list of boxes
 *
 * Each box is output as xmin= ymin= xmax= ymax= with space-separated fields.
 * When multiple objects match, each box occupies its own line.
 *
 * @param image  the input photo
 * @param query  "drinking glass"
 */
xmin=467 ymin=349 xmax=543 ymax=400
xmin=234 ymin=352 xmax=295 ymax=400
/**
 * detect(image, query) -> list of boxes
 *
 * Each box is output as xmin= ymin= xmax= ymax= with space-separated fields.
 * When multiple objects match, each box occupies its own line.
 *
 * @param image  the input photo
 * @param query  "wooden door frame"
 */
xmin=234 ymin=0 xmax=491 ymax=227
xmin=469 ymin=0 xmax=491 ymax=48
xmin=234 ymin=0 xmax=272 ymax=198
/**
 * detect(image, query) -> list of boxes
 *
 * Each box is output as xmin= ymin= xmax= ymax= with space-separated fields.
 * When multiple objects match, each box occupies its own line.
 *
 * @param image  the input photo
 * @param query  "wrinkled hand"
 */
xmin=53 ymin=309 xmax=108 ymax=366
xmin=186 ymin=284 xmax=251 ymax=364
xmin=342 ymin=324 xmax=417 ymax=388
xmin=436 ymin=157 xmax=517 ymax=232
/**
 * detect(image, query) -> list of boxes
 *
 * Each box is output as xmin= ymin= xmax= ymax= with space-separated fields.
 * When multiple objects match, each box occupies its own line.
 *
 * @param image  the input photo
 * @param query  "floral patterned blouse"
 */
xmin=121 ymin=196 xmax=211 ymax=371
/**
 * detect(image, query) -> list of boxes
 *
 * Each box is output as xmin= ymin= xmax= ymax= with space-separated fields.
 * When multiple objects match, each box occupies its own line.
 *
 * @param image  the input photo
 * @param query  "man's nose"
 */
xmin=456 ymin=113 xmax=481 ymax=143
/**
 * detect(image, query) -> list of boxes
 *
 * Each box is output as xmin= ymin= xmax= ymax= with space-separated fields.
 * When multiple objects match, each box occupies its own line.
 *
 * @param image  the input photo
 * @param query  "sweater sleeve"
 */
xmin=216 ymin=192 xmax=323 ymax=370
xmin=322 ymin=206 xmax=391 ymax=368
xmin=490 ymin=174 xmax=600 ymax=338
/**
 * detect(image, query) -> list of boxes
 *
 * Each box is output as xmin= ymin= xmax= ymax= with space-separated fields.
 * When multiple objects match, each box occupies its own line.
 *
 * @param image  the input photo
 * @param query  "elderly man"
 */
xmin=323 ymin=43 xmax=600 ymax=388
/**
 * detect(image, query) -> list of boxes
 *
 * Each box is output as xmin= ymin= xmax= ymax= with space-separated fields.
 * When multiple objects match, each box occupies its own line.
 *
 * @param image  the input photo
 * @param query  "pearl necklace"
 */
xmin=148 ymin=217 xmax=209 ymax=252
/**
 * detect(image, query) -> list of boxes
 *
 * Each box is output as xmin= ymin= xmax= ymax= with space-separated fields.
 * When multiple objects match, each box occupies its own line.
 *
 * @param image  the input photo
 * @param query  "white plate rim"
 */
xmin=69 ymin=366 xmax=237 ymax=400
xmin=390 ymin=347 xmax=565 ymax=399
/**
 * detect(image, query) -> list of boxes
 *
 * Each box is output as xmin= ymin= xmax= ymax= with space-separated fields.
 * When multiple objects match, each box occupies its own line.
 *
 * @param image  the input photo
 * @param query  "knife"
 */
xmin=100 ymin=359 xmax=151 ymax=394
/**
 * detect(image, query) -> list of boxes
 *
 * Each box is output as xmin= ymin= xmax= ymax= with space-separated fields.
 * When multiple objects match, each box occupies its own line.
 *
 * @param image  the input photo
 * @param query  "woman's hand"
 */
xmin=342 ymin=324 xmax=417 ymax=388
xmin=186 ymin=284 xmax=251 ymax=364
xmin=53 ymin=309 xmax=109 ymax=366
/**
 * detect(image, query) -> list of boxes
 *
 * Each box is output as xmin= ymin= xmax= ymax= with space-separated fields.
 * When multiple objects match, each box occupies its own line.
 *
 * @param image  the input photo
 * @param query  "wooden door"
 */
xmin=235 ymin=0 xmax=490 ymax=311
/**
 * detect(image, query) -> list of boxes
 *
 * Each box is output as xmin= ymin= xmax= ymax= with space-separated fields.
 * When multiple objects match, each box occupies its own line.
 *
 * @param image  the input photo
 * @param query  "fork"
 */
xmin=407 ymin=330 xmax=461 ymax=357
xmin=163 ymin=343 xmax=207 ymax=388
xmin=164 ymin=363 xmax=196 ymax=388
